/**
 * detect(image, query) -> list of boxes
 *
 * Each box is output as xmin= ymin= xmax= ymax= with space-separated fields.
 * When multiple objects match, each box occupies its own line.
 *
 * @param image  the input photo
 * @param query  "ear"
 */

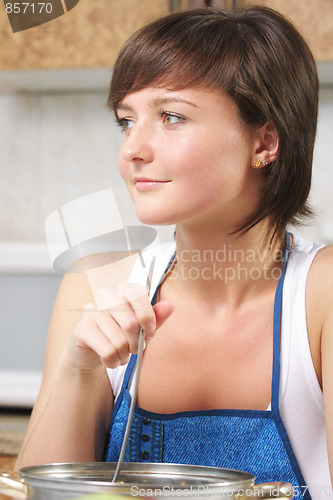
xmin=252 ymin=121 xmax=279 ymax=168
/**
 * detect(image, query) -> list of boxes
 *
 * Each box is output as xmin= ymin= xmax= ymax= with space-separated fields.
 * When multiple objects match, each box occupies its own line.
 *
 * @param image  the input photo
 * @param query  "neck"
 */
xmin=171 ymin=222 xmax=286 ymax=305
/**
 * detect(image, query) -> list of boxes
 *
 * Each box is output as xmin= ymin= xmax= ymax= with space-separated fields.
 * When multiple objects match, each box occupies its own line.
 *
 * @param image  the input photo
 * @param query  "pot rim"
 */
xmin=19 ymin=462 xmax=255 ymax=493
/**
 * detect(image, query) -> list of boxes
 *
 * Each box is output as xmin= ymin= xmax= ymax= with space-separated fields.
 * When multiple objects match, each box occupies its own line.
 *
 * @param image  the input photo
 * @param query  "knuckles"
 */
xmin=94 ymin=283 xmax=148 ymax=309
xmin=117 ymin=282 xmax=148 ymax=301
xmin=98 ymin=341 xmax=130 ymax=368
xmin=94 ymin=283 xmax=148 ymax=312
xmin=98 ymin=348 xmax=120 ymax=368
xmin=121 ymin=316 xmax=140 ymax=334
xmin=94 ymin=287 xmax=119 ymax=311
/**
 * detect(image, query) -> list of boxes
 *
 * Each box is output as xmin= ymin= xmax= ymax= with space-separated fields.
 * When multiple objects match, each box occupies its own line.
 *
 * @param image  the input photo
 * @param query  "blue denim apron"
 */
xmin=104 ymin=233 xmax=311 ymax=500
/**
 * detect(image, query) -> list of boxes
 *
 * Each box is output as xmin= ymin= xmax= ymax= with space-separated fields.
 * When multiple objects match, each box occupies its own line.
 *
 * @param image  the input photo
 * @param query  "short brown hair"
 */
xmin=109 ymin=6 xmax=319 ymax=238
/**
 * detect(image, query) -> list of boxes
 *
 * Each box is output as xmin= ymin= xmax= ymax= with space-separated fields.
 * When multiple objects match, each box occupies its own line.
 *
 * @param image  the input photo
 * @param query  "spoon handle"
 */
xmin=112 ymin=256 xmax=156 ymax=483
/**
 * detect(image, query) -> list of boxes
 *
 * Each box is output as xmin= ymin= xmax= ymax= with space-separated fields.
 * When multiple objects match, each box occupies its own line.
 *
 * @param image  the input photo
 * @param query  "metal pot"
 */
xmin=0 ymin=462 xmax=293 ymax=500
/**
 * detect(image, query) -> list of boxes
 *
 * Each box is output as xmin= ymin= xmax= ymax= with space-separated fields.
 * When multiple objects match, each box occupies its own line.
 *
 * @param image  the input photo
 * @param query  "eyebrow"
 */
xmin=151 ymin=96 xmax=199 ymax=108
xmin=116 ymin=102 xmax=133 ymax=113
xmin=116 ymin=95 xmax=199 ymax=113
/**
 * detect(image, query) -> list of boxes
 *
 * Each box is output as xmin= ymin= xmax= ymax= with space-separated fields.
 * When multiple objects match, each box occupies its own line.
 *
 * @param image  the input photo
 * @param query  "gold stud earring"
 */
xmin=253 ymin=159 xmax=268 ymax=168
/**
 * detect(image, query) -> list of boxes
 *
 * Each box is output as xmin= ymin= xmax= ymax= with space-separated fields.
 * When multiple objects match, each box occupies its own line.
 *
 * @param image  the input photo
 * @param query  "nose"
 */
xmin=120 ymin=122 xmax=154 ymax=164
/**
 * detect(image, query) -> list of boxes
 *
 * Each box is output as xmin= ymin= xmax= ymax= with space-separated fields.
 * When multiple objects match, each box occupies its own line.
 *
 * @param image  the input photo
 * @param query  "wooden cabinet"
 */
xmin=174 ymin=0 xmax=333 ymax=61
xmin=239 ymin=0 xmax=333 ymax=62
xmin=0 ymin=0 xmax=331 ymax=79
xmin=177 ymin=1 xmax=235 ymax=8
xmin=0 ymin=0 xmax=170 ymax=70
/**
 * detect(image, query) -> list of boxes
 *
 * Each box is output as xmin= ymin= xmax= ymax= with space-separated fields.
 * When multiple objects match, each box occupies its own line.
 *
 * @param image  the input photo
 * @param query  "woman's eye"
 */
xmin=161 ymin=112 xmax=184 ymax=125
xmin=117 ymin=118 xmax=135 ymax=132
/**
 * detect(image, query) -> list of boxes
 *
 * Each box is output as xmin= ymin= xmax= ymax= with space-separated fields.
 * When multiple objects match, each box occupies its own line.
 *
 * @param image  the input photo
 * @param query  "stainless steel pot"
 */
xmin=0 ymin=462 xmax=293 ymax=500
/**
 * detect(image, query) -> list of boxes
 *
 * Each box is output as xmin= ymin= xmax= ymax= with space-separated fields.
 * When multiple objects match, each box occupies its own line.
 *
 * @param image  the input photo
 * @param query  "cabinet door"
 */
xmin=0 ymin=0 xmax=170 ymax=70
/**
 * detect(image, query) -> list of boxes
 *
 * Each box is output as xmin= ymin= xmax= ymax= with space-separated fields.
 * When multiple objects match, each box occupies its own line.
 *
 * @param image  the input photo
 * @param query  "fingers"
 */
xmin=71 ymin=284 xmax=175 ymax=372
xmin=95 ymin=284 xmax=156 ymax=351
xmin=72 ymin=304 xmax=130 ymax=370
xmin=94 ymin=312 xmax=131 ymax=365
xmin=117 ymin=282 xmax=157 ymax=340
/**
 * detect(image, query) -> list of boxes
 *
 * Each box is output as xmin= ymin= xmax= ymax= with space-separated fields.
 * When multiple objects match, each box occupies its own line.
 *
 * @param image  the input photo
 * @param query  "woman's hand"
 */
xmin=67 ymin=283 xmax=175 ymax=373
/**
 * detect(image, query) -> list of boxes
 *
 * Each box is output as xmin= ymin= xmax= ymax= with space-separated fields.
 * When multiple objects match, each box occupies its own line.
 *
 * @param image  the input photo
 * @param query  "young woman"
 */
xmin=16 ymin=6 xmax=333 ymax=499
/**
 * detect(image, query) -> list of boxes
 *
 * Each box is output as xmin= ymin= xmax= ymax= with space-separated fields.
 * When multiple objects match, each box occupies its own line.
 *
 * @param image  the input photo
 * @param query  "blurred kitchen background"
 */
xmin=0 ymin=0 xmax=332 ymax=466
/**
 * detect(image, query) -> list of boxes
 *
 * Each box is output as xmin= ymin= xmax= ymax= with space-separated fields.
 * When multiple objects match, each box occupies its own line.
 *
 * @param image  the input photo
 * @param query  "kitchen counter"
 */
xmin=0 ymin=411 xmax=30 ymax=498
xmin=0 ymin=410 xmax=30 ymax=457
xmin=0 ymin=459 xmax=17 ymax=500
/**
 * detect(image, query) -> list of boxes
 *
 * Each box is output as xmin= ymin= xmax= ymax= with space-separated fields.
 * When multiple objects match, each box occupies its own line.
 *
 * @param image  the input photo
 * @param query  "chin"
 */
xmin=137 ymin=217 xmax=173 ymax=226
xmin=136 ymin=210 xmax=175 ymax=227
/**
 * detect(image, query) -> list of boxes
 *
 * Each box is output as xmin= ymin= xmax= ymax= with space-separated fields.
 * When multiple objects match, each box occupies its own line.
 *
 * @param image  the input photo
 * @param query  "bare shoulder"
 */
xmin=311 ymin=245 xmax=333 ymax=478
xmin=304 ymin=244 xmax=333 ymax=388
xmin=39 ymin=251 xmax=140 ymax=390
xmin=44 ymin=251 xmax=139 ymax=374
xmin=307 ymin=244 xmax=333 ymax=307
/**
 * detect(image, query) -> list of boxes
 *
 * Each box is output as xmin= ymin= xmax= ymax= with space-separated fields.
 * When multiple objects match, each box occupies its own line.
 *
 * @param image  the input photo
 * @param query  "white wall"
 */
xmin=0 ymin=85 xmax=332 ymax=245
xmin=0 ymin=89 xmax=136 ymax=242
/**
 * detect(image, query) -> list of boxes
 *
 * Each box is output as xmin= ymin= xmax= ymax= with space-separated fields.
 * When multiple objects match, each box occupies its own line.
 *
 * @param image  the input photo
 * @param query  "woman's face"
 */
xmin=116 ymin=86 xmax=264 ymax=230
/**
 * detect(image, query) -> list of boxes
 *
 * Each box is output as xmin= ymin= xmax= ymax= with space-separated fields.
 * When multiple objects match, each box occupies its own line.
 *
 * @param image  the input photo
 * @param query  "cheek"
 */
xmin=172 ymin=138 xmax=225 ymax=182
xmin=176 ymin=135 xmax=253 ymax=202
xmin=168 ymin=137 xmax=208 ymax=176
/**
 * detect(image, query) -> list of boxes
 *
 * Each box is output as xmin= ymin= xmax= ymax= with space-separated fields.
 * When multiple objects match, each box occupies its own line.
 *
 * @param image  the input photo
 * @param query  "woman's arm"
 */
xmin=15 ymin=256 xmax=174 ymax=469
xmin=15 ymin=270 xmax=113 ymax=468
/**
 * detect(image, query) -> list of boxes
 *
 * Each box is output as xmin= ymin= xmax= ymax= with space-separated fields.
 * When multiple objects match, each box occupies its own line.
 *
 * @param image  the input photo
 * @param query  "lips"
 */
xmin=134 ymin=177 xmax=170 ymax=191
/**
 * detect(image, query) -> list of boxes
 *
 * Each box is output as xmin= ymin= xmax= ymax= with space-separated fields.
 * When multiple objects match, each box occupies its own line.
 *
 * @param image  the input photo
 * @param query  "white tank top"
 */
xmin=107 ymin=234 xmax=331 ymax=498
